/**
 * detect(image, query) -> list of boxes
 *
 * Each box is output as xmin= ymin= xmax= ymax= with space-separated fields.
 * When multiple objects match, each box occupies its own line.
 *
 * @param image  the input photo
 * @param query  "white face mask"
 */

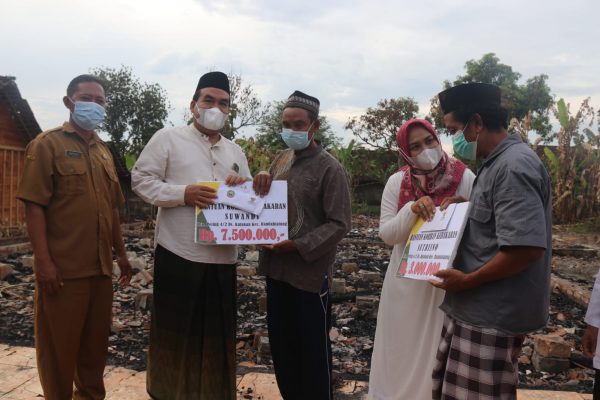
xmin=196 ymin=106 xmax=227 ymax=131
xmin=409 ymin=145 xmax=443 ymax=170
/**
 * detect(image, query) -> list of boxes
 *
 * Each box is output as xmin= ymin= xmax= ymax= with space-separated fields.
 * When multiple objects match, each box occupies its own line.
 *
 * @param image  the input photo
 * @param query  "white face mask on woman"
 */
xmin=409 ymin=145 xmax=443 ymax=171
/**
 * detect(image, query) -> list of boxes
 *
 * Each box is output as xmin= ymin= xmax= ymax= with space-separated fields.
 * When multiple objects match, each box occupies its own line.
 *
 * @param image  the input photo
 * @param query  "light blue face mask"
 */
xmin=71 ymin=100 xmax=106 ymax=131
xmin=280 ymin=122 xmax=314 ymax=150
xmin=452 ymin=122 xmax=478 ymax=161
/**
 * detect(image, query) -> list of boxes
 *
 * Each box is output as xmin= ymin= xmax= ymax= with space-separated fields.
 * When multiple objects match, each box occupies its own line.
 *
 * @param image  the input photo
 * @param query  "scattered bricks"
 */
xmin=370 ymin=281 xmax=383 ymax=290
xmin=112 ymin=261 xmax=121 ymax=278
xmin=534 ymin=334 xmax=571 ymax=359
xmin=139 ymin=269 xmax=153 ymax=283
xmin=129 ymin=257 xmax=147 ymax=271
xmin=532 ymin=353 xmax=571 ymax=373
xmin=252 ymin=329 xmax=268 ymax=349
xmin=134 ymin=289 xmax=153 ymax=311
xmin=341 ymin=263 xmax=359 ymax=274
xmin=131 ymin=270 xmax=153 ymax=285
xmin=0 ymin=242 xmax=31 ymax=255
xmin=532 ymin=335 xmax=571 ymax=373
xmin=355 ymin=296 xmax=376 ymax=308
xmin=245 ymin=251 xmax=259 ymax=262
xmin=518 ymin=355 xmax=531 ymax=365
xmin=237 ymin=265 xmax=257 ymax=276
xmin=259 ymin=295 xmax=267 ymax=313
xmin=20 ymin=255 xmax=34 ymax=268
xmin=358 ymin=270 xmax=382 ymax=283
xmin=330 ymin=327 xmax=340 ymax=341
xmin=258 ymin=336 xmax=271 ymax=355
xmin=553 ymin=246 xmax=598 ymax=259
xmin=332 ymin=278 xmax=347 ymax=294
xmin=139 ymin=238 xmax=153 ymax=248
xmin=0 ymin=263 xmax=14 ymax=280
xmin=355 ymin=295 xmax=379 ymax=319
xmin=111 ymin=320 xmax=127 ymax=333
xmin=551 ymin=274 xmax=591 ymax=308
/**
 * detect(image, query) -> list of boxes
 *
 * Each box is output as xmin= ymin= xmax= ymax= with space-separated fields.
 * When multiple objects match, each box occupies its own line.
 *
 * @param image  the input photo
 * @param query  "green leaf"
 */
xmin=557 ymin=99 xmax=569 ymax=129
xmin=125 ymin=154 xmax=137 ymax=171
xmin=542 ymin=147 xmax=559 ymax=183
xmin=543 ymin=147 xmax=558 ymax=169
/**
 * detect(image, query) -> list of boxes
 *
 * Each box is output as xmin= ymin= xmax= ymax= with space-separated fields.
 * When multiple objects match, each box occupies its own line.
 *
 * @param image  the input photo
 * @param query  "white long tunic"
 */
xmin=585 ymin=272 xmax=600 ymax=369
xmin=131 ymin=124 xmax=251 ymax=264
xmin=368 ymin=168 xmax=475 ymax=400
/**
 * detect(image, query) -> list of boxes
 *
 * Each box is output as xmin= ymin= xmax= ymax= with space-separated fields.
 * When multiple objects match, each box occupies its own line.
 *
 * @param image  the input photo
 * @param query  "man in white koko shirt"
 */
xmin=132 ymin=71 xmax=251 ymax=400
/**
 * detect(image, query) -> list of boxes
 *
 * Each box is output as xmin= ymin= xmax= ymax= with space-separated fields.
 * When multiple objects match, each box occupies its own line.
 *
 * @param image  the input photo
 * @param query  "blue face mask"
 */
xmin=452 ymin=123 xmax=478 ymax=161
xmin=280 ymin=122 xmax=314 ymax=150
xmin=71 ymin=100 xmax=106 ymax=131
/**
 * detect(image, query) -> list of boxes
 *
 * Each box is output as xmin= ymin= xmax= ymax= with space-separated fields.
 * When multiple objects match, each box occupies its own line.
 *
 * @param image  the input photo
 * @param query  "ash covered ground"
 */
xmin=1 ymin=215 xmax=599 ymax=394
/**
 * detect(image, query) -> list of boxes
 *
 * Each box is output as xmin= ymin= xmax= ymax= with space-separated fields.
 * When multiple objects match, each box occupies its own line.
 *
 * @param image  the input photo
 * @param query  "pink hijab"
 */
xmin=396 ymin=118 xmax=466 ymax=211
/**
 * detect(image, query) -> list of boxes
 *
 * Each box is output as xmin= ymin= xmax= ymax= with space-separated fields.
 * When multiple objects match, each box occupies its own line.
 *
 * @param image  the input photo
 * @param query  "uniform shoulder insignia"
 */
xmin=36 ymin=126 xmax=63 ymax=140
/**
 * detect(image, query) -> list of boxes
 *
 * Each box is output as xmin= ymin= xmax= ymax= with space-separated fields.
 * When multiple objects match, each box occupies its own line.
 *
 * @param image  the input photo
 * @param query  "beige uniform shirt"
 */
xmin=17 ymin=122 xmax=125 ymax=279
xmin=131 ymin=124 xmax=251 ymax=264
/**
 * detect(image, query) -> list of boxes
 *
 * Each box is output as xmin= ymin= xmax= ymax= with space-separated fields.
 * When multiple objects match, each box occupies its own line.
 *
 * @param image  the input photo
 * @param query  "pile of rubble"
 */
xmin=1 ymin=216 xmax=599 ymax=394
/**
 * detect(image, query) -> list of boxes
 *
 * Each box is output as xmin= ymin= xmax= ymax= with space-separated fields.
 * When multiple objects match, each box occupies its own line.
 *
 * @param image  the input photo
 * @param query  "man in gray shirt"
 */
xmin=253 ymin=90 xmax=351 ymax=400
xmin=431 ymin=83 xmax=552 ymax=400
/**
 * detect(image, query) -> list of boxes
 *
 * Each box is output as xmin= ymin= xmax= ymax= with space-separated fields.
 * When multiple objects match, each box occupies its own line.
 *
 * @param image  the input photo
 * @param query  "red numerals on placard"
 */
xmin=218 ymin=228 xmax=279 ymax=241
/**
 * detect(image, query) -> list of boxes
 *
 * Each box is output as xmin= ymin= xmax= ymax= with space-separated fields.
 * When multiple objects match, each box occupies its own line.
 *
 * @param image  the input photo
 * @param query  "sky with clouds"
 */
xmin=2 ymin=0 xmax=599 ymax=147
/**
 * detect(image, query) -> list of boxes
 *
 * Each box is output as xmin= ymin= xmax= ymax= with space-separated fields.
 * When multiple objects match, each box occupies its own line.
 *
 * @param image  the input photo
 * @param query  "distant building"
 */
xmin=0 ymin=76 xmax=42 ymax=235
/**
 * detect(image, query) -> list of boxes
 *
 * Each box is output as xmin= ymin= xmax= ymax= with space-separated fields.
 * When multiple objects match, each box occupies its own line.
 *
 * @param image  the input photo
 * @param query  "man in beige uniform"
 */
xmin=17 ymin=74 xmax=132 ymax=400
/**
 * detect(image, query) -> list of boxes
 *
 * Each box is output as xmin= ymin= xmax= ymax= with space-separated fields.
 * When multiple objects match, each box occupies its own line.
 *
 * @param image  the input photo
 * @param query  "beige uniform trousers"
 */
xmin=35 ymin=275 xmax=113 ymax=400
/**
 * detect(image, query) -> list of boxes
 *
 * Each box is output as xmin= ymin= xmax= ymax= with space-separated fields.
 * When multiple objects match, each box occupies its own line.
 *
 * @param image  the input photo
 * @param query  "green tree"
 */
xmin=429 ymin=53 xmax=554 ymax=138
xmin=255 ymin=100 xmax=341 ymax=152
xmin=331 ymin=139 xmax=357 ymax=188
xmin=551 ymin=98 xmax=598 ymax=223
xmin=345 ymin=97 xmax=419 ymax=152
xmin=91 ymin=65 xmax=170 ymax=157
xmin=234 ymin=137 xmax=273 ymax=176
xmin=221 ymin=74 xmax=270 ymax=140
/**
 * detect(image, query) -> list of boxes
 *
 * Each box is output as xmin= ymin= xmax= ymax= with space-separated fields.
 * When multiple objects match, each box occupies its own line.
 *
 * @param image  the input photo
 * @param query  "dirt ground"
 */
xmin=1 ymin=215 xmax=599 ymax=394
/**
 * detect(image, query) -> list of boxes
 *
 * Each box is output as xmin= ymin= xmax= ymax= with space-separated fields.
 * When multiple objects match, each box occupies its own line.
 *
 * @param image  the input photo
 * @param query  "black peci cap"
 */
xmin=438 ymin=83 xmax=501 ymax=114
xmin=195 ymin=71 xmax=230 ymax=97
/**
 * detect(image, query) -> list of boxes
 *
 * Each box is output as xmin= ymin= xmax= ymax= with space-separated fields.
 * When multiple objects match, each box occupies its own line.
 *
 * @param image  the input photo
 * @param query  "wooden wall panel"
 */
xmin=0 ymin=147 xmax=25 ymax=230
xmin=0 ymin=106 xmax=27 ymax=148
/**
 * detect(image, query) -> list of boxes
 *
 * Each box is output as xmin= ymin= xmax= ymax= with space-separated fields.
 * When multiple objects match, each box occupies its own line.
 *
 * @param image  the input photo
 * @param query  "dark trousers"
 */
xmin=595 ymin=369 xmax=600 ymax=400
xmin=266 ymin=276 xmax=332 ymax=400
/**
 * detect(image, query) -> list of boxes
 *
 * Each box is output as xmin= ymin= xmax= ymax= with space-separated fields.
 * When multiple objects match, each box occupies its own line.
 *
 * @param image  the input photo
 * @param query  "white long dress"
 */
xmin=585 ymin=271 xmax=600 ymax=368
xmin=368 ymin=168 xmax=475 ymax=400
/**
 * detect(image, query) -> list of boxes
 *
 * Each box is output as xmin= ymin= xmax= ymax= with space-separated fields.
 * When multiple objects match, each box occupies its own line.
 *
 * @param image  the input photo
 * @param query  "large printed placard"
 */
xmin=194 ymin=181 xmax=288 ymax=244
xmin=396 ymin=202 xmax=470 ymax=281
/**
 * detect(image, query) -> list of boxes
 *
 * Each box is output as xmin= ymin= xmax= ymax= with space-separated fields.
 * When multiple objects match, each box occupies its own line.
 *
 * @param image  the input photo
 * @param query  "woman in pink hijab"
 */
xmin=368 ymin=119 xmax=475 ymax=399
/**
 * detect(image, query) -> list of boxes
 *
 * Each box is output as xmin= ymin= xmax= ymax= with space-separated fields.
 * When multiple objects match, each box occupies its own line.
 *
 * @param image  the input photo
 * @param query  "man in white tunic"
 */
xmin=131 ymin=71 xmax=251 ymax=400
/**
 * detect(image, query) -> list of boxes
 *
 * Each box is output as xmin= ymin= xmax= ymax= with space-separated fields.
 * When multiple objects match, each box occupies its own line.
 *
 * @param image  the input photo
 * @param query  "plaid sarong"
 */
xmin=147 ymin=245 xmax=237 ymax=400
xmin=432 ymin=315 xmax=524 ymax=400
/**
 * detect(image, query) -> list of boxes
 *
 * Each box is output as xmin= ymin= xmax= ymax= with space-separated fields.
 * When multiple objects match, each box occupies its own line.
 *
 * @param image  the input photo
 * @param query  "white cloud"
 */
xmin=1 ymin=0 xmax=599 ymax=139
